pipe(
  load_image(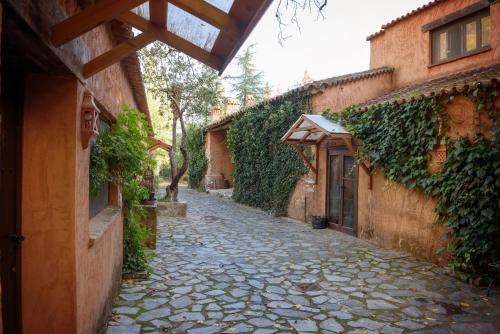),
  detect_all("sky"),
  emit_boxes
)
[221,0,431,95]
